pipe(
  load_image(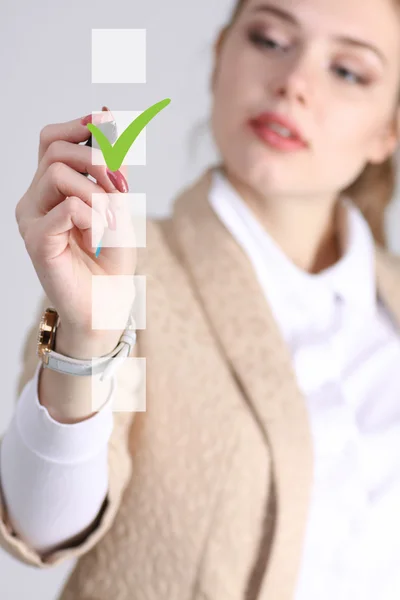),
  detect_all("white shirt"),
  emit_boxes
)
[209,166,400,600]
[2,166,400,599]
